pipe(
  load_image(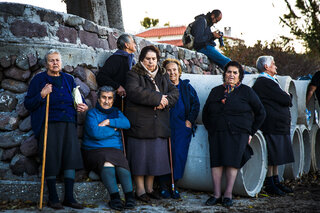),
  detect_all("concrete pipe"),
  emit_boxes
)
[314,100,320,127]
[283,126,304,179]
[293,80,314,129]
[180,74,260,124]
[299,125,311,174]
[310,125,320,171]
[277,76,298,128]
[178,125,268,197]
